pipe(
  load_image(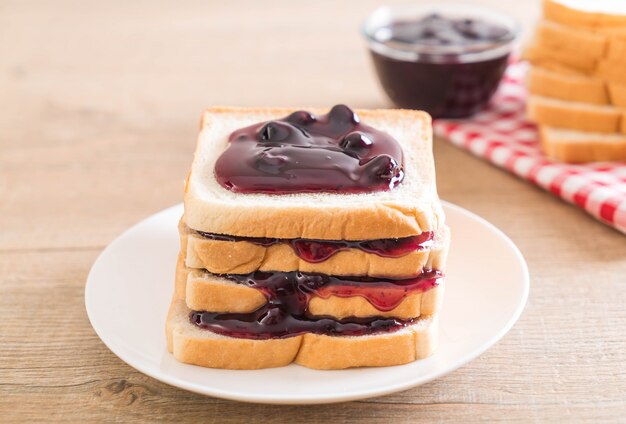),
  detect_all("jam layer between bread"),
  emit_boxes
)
[189,269,441,339]
[191,308,416,339]
[193,229,434,263]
